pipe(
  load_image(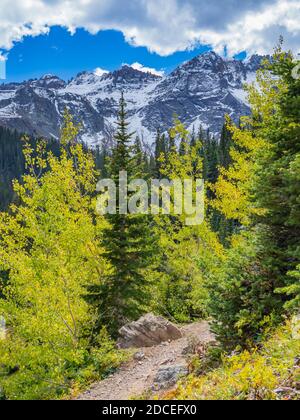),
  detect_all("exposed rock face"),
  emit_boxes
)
[0,53,269,147]
[117,314,182,349]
